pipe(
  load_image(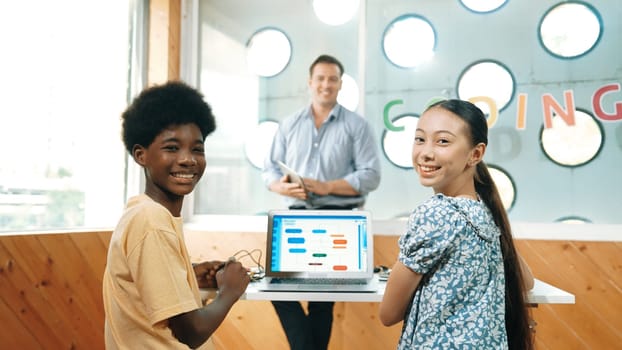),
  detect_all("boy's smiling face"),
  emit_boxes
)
[133,123,206,215]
